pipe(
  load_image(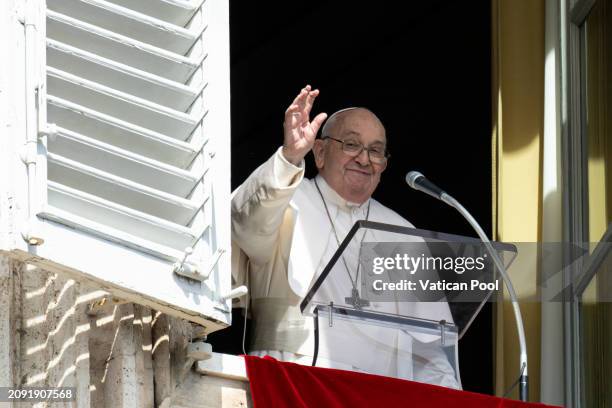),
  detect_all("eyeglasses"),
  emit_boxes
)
[322,136,390,164]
